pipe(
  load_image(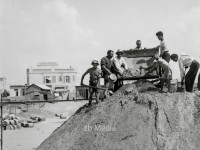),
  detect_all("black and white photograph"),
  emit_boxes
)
[1,0,200,150]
